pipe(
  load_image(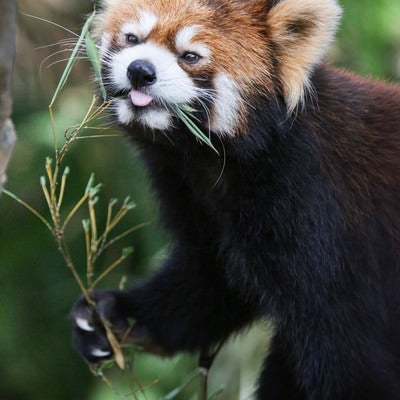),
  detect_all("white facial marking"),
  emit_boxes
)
[106,20,216,131]
[139,109,172,130]
[138,10,158,37]
[175,25,211,59]
[115,99,134,125]
[211,73,241,136]
[175,26,197,49]
[75,317,94,332]
[111,42,197,102]
[91,348,112,358]
[109,40,199,129]
[121,10,158,40]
